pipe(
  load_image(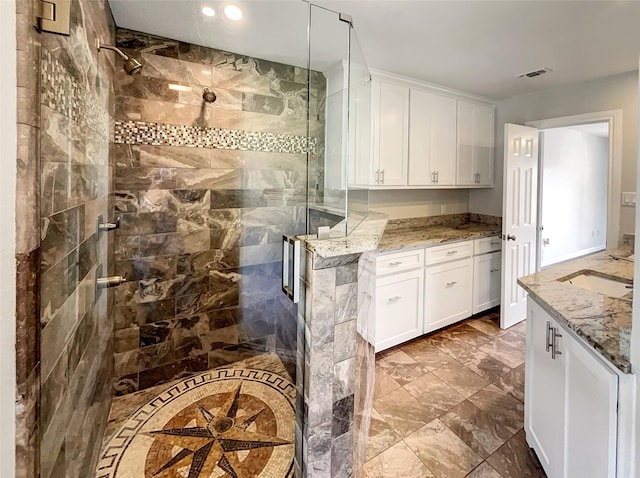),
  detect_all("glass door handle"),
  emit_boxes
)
[282,235,301,303]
